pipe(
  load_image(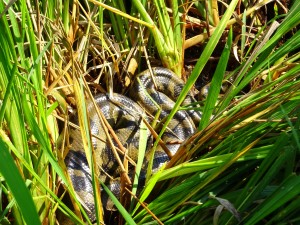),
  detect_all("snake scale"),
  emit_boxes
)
[65,67,201,221]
